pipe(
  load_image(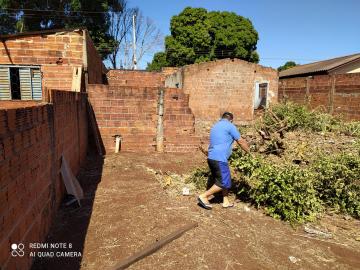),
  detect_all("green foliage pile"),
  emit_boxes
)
[263,102,360,135]
[187,103,360,223]
[147,7,259,70]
